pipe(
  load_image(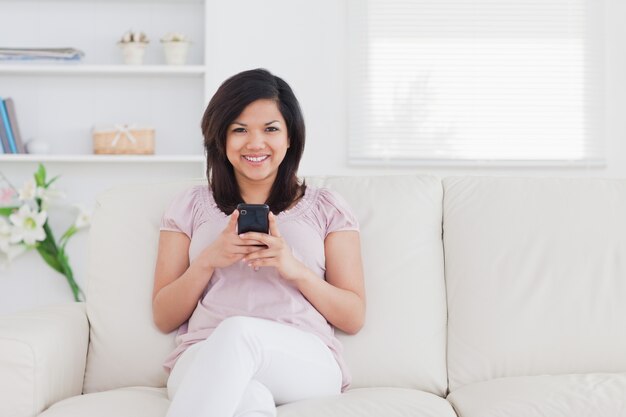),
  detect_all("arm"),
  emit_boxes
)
[153,210,263,333]
[241,213,366,335]
[152,230,214,334]
[294,230,366,334]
